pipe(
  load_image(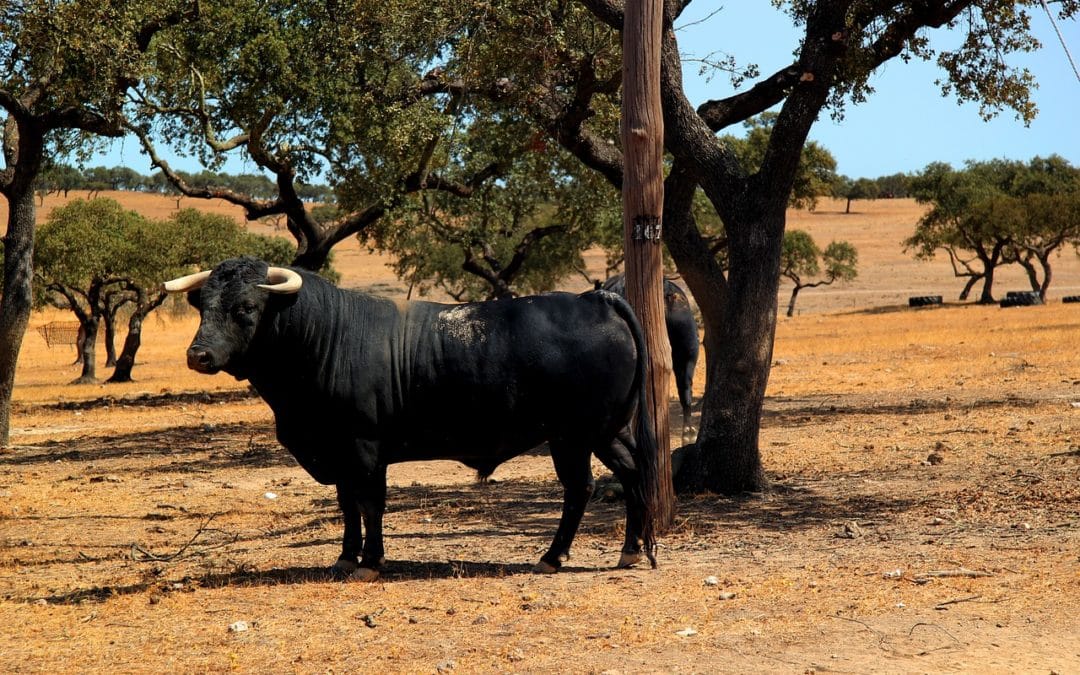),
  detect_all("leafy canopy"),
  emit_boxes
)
[721,114,838,210]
